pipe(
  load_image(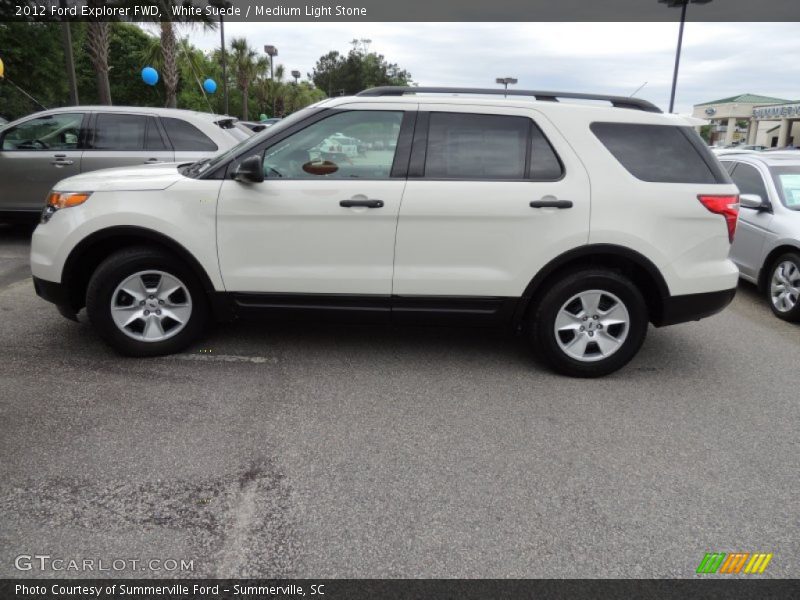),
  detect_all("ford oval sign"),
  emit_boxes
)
[705,107,717,116]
